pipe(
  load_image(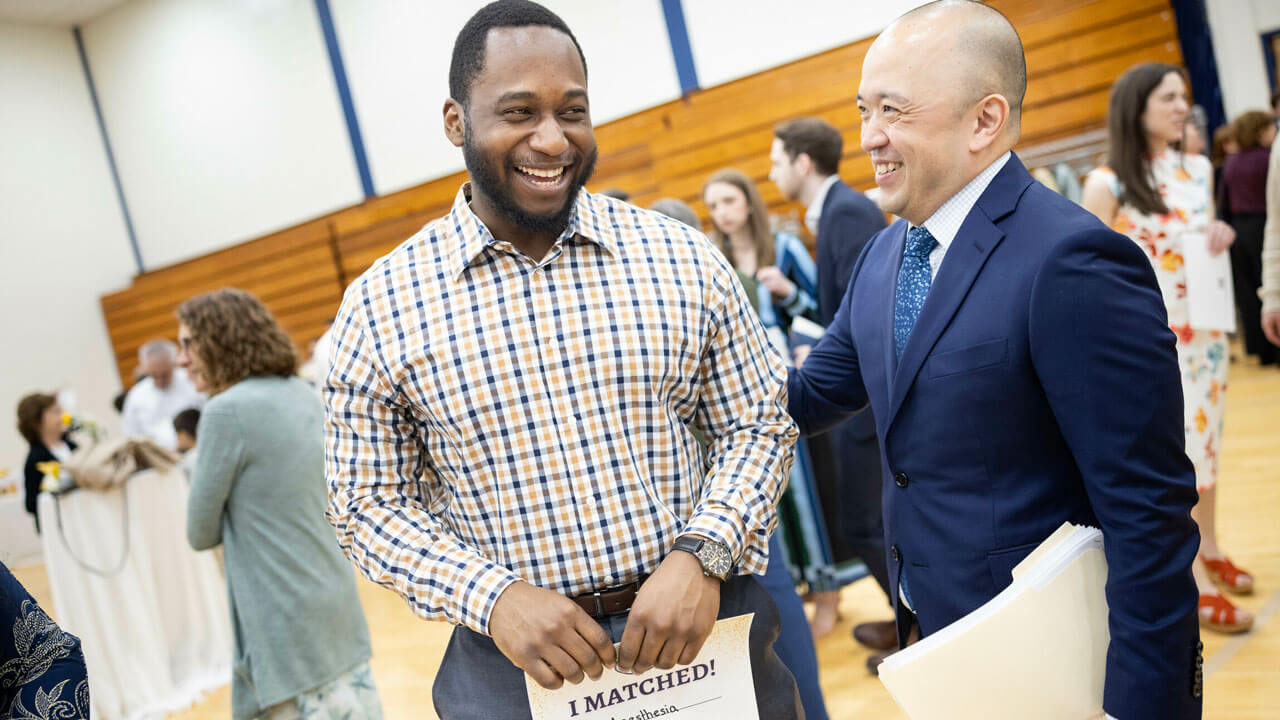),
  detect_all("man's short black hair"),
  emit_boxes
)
[449,0,587,108]
[173,408,200,438]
